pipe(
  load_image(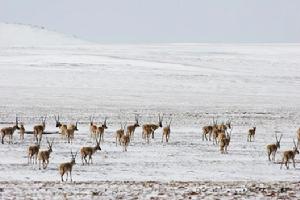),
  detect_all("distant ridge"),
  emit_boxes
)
[0,23,88,46]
